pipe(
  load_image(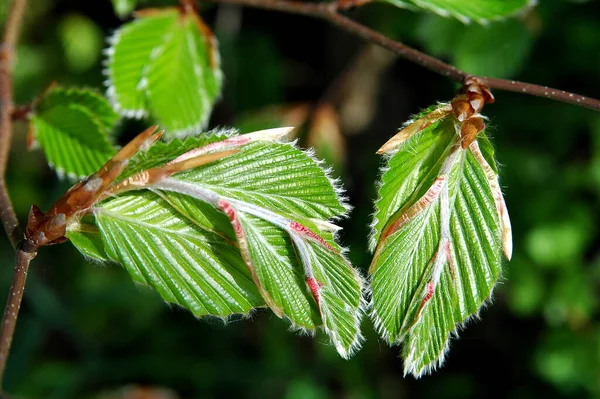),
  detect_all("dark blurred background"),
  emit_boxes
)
[1,0,599,398]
